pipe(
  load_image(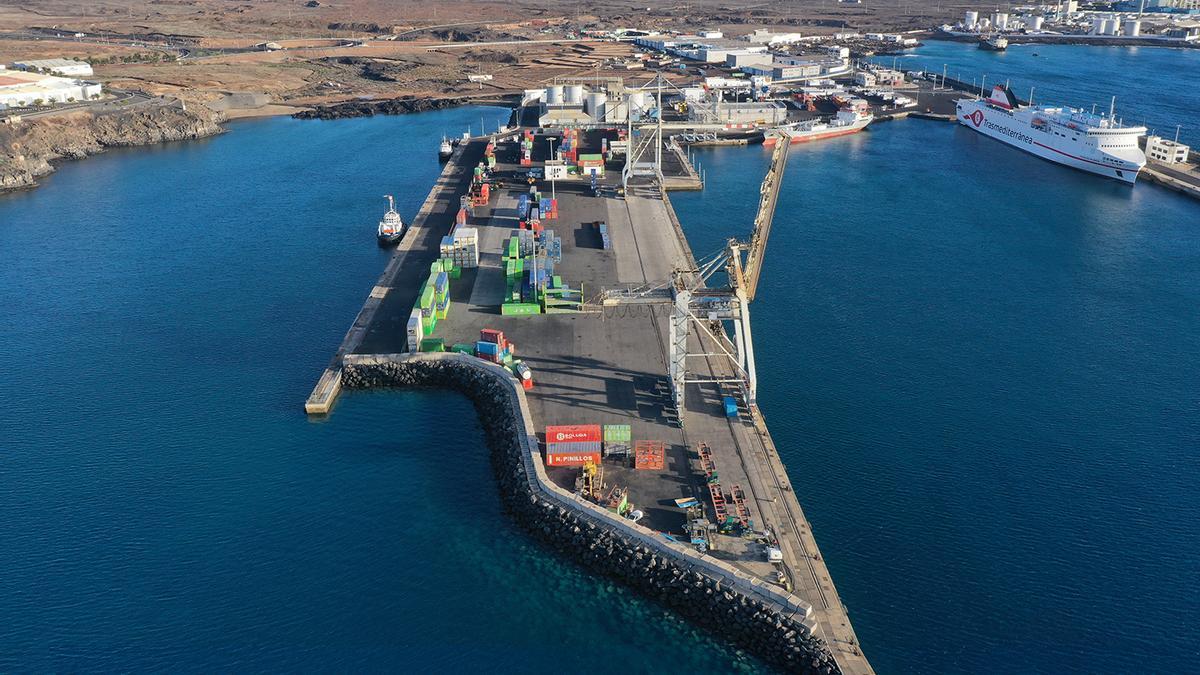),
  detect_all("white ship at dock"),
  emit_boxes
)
[763,106,874,147]
[956,85,1146,184]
